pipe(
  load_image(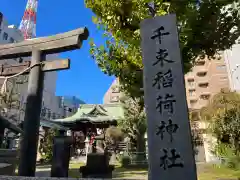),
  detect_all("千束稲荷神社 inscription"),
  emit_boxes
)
[140,14,197,180]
